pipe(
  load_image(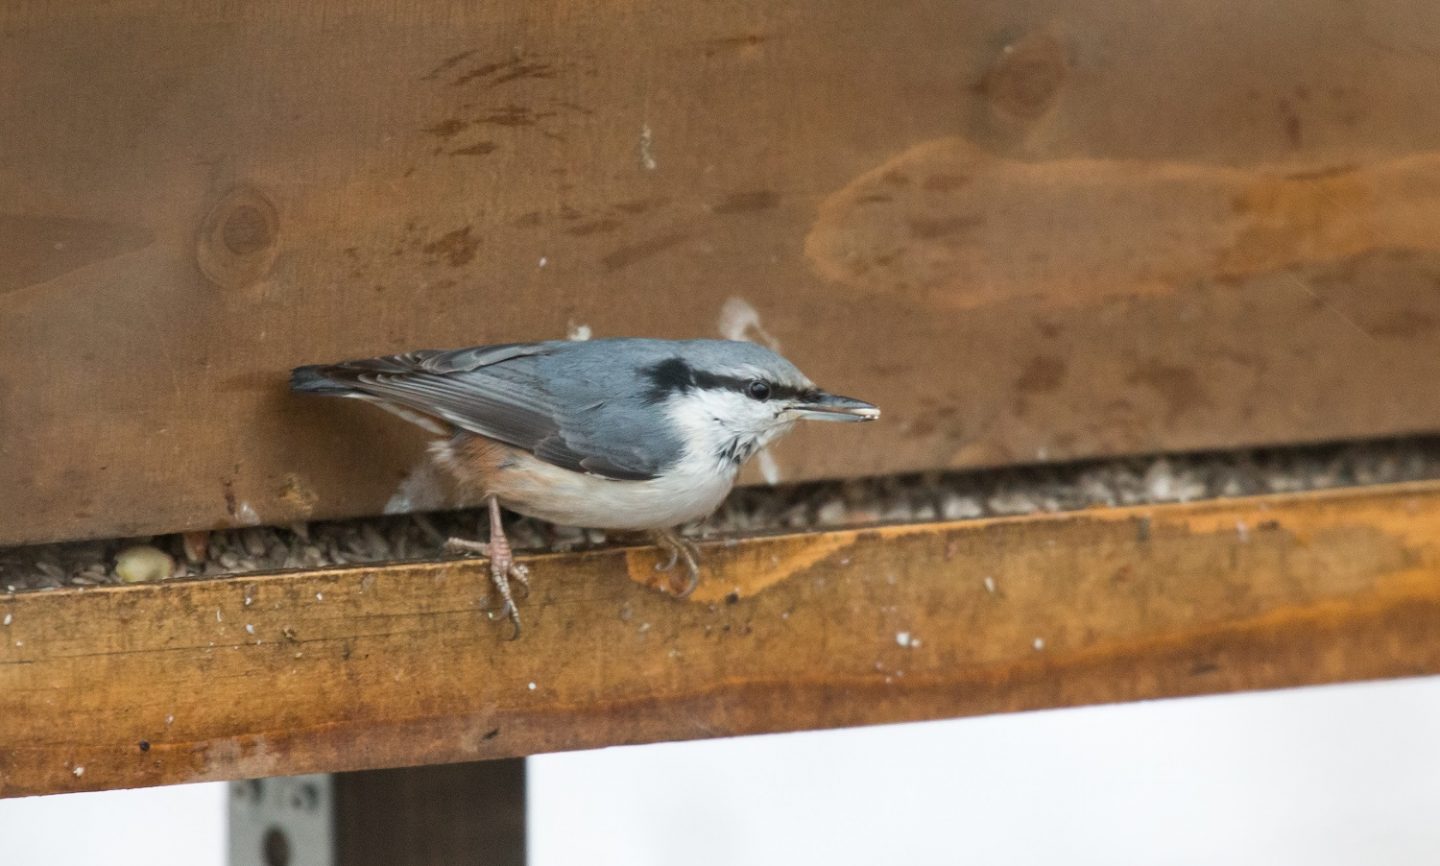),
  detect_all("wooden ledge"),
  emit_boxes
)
[6,481,1440,798]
